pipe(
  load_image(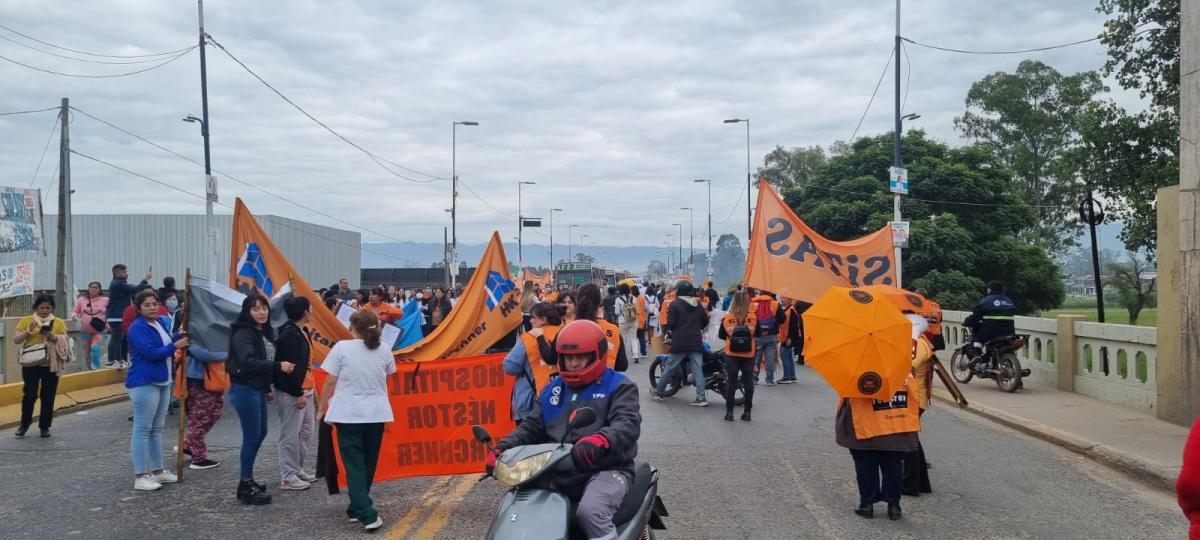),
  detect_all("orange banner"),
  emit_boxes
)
[315,353,517,482]
[743,179,897,303]
[518,268,552,290]
[230,198,351,360]
[395,232,522,361]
